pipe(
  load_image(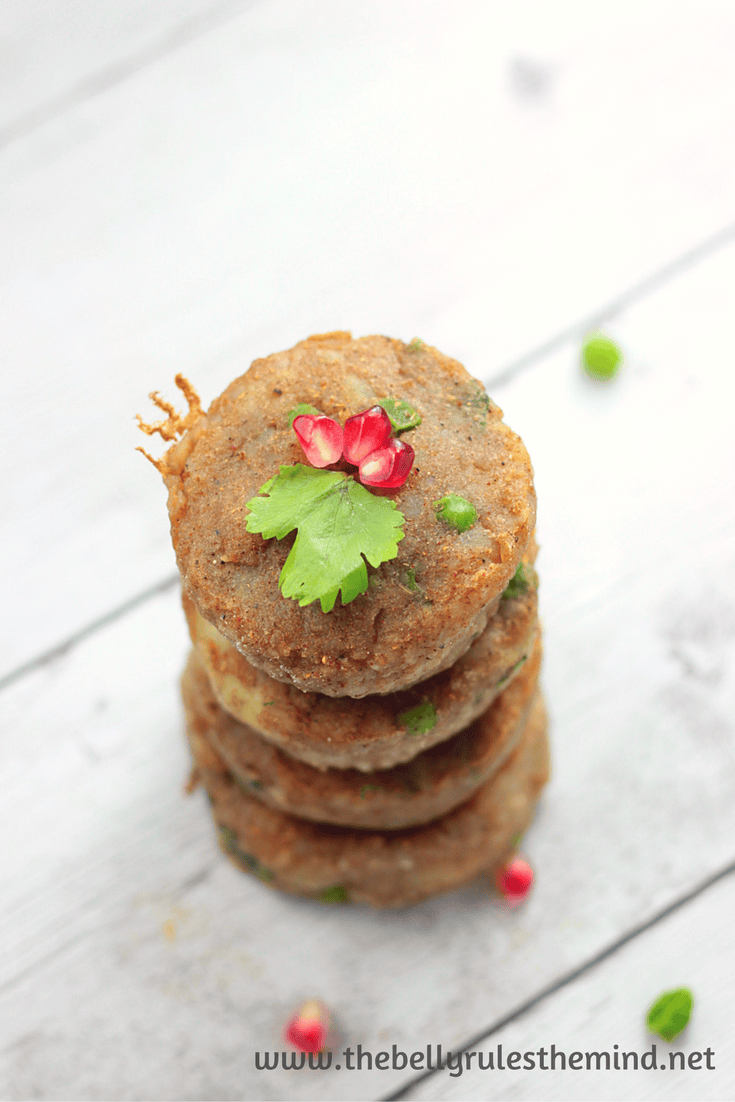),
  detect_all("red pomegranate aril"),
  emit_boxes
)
[292,415,344,468]
[359,438,414,488]
[284,999,330,1053]
[343,405,393,464]
[496,856,534,902]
